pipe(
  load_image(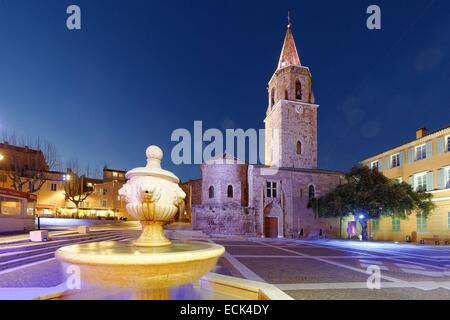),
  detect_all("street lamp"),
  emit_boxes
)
[0,154,4,161]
